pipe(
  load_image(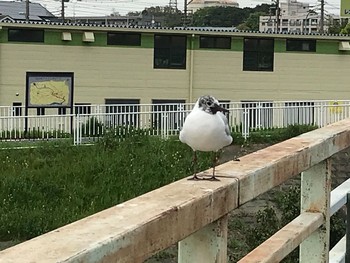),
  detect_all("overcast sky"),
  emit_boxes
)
[27,0,340,17]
